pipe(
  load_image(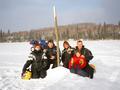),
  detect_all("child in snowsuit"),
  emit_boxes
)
[22,43,48,79]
